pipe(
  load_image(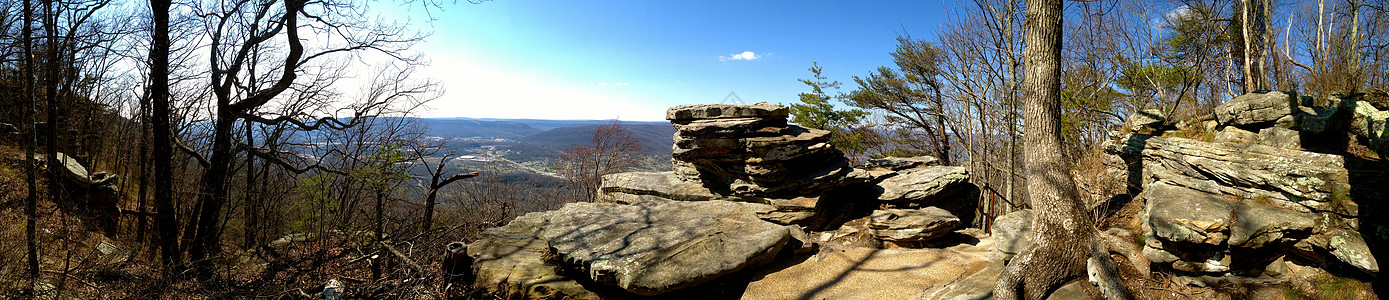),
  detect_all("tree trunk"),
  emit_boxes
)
[149,0,181,268]
[23,0,41,288]
[243,122,257,249]
[993,0,1130,298]
[190,113,236,274]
